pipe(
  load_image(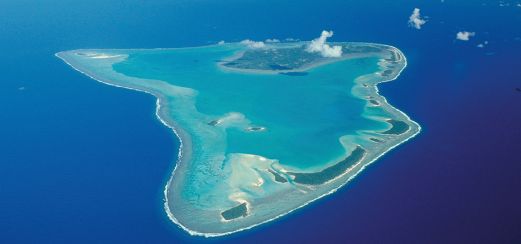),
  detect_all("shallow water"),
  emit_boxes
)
[112,46,384,168]
[57,42,419,235]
